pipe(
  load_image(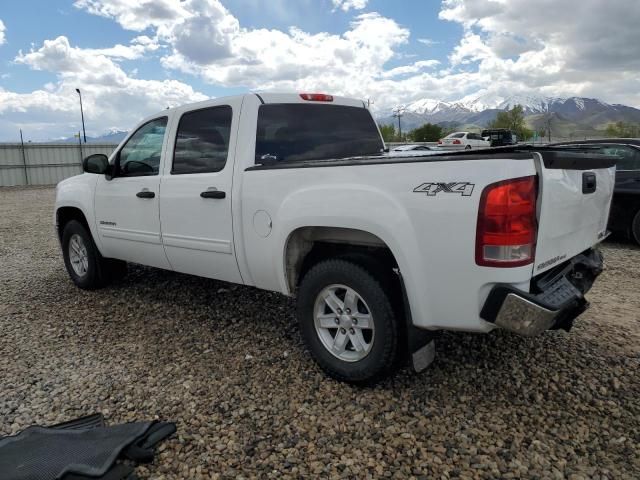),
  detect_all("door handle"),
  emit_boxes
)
[582,172,596,194]
[200,190,226,199]
[136,190,155,198]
